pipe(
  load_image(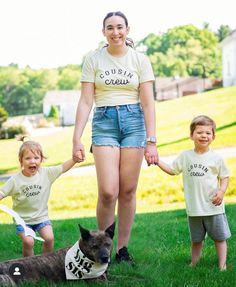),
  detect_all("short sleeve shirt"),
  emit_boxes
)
[0,166,63,224]
[170,150,229,216]
[81,47,155,107]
